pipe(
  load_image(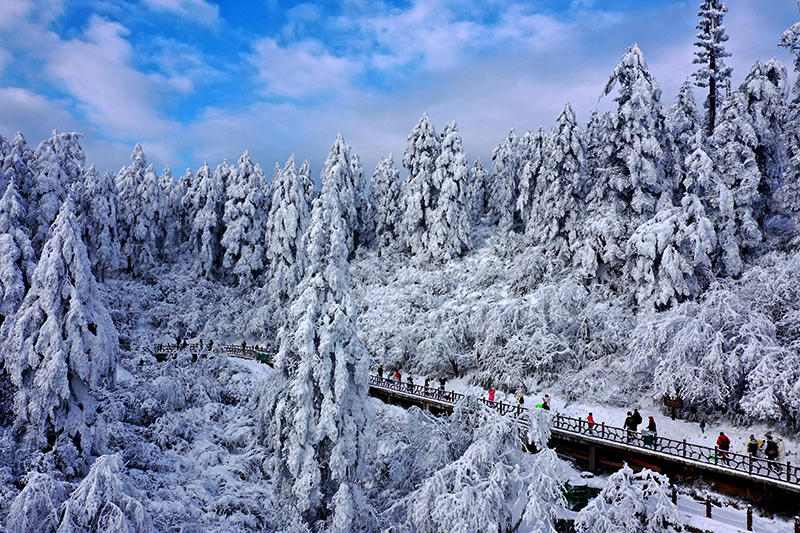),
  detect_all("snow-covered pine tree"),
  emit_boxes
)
[0,178,35,329]
[314,133,366,261]
[665,81,703,196]
[221,151,268,287]
[367,154,403,254]
[517,127,545,232]
[575,465,681,533]
[709,91,764,276]
[158,166,183,256]
[29,131,83,254]
[264,155,313,323]
[425,120,471,262]
[738,59,790,215]
[256,154,373,533]
[0,135,9,194]
[175,168,194,246]
[401,113,441,258]
[528,104,586,262]
[579,44,669,281]
[467,158,489,225]
[489,129,521,234]
[73,165,120,282]
[3,132,37,203]
[186,161,226,279]
[693,0,733,136]
[1,199,117,472]
[349,150,371,250]
[778,7,800,220]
